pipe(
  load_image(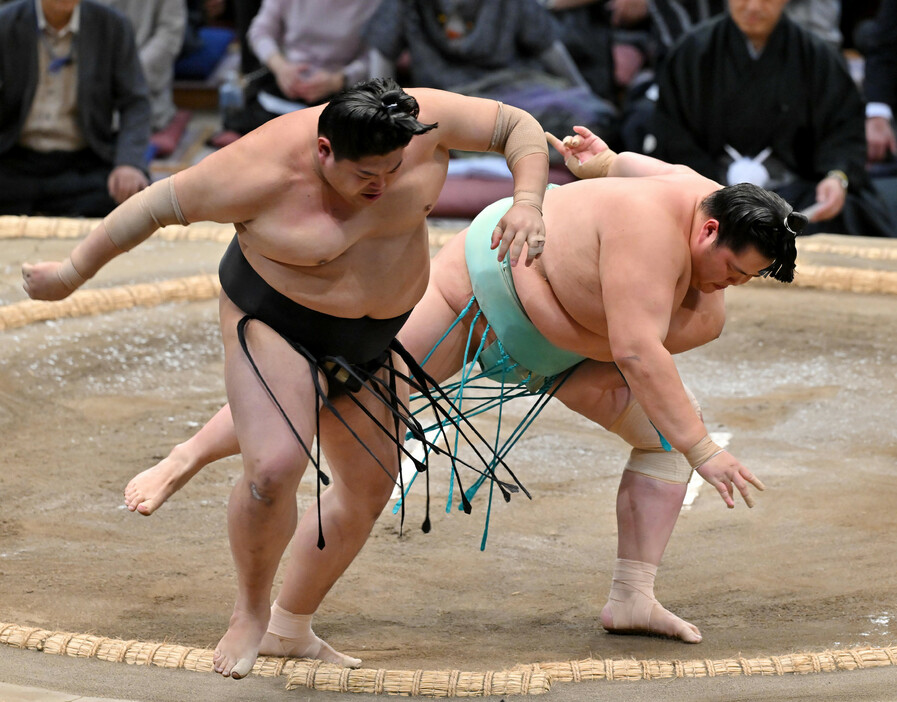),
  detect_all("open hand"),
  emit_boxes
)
[491,203,546,267]
[695,450,766,508]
